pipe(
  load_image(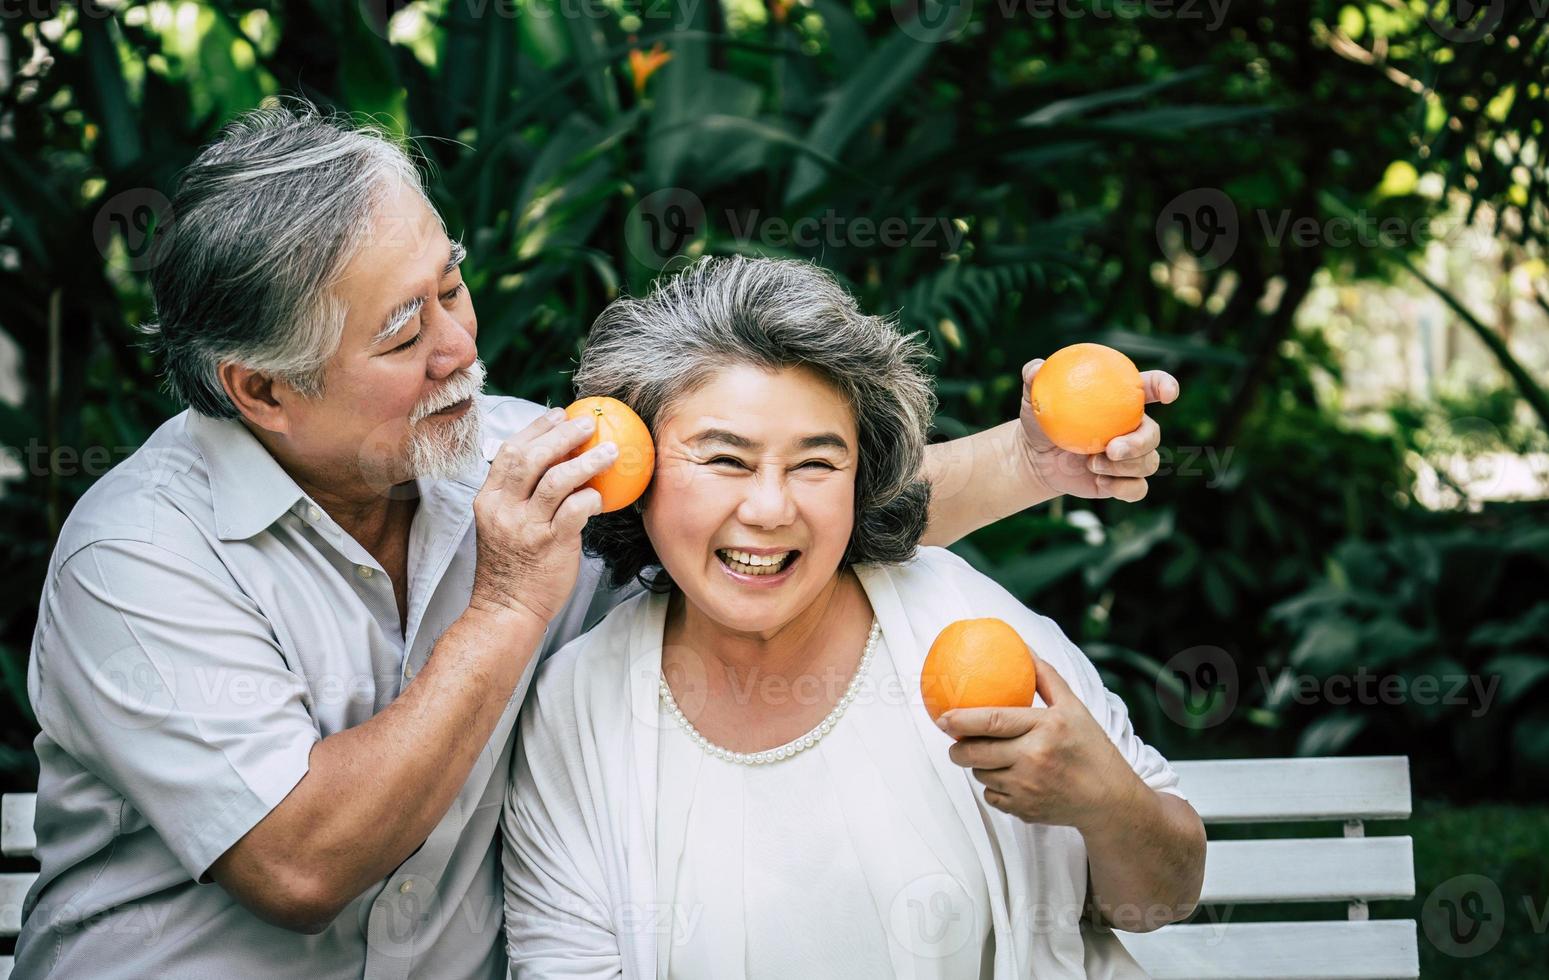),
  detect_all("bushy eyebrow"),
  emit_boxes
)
[689,429,850,453]
[369,238,468,349]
